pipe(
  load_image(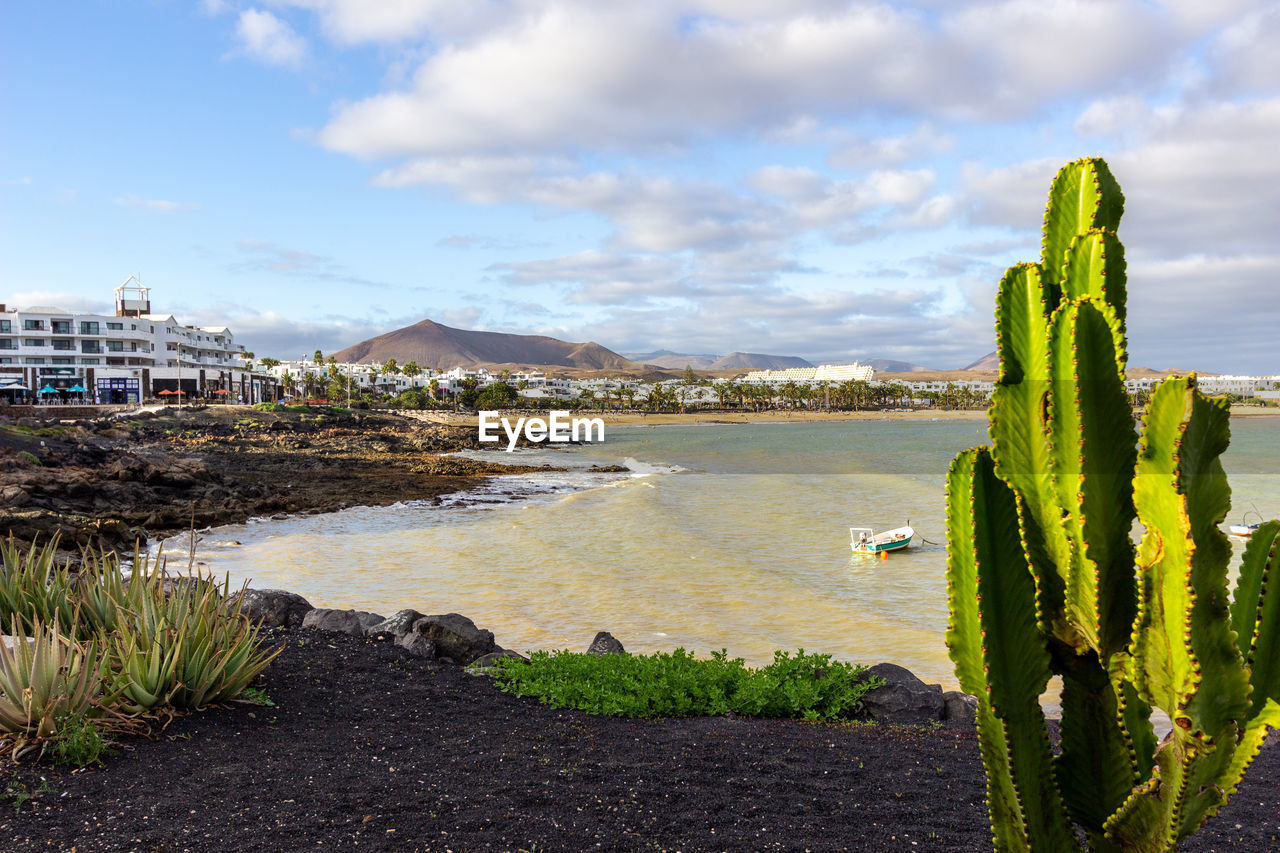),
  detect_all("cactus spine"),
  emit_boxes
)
[945,157,1280,851]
